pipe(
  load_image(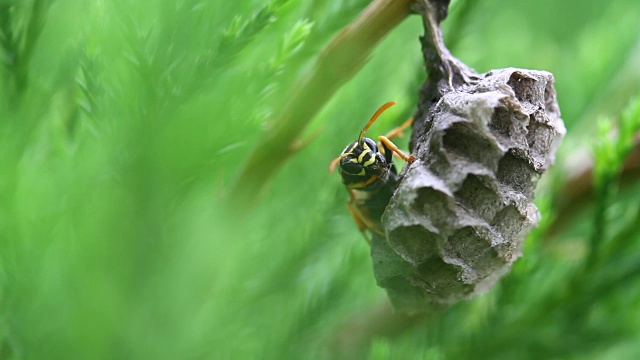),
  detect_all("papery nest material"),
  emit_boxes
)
[372,0,566,312]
